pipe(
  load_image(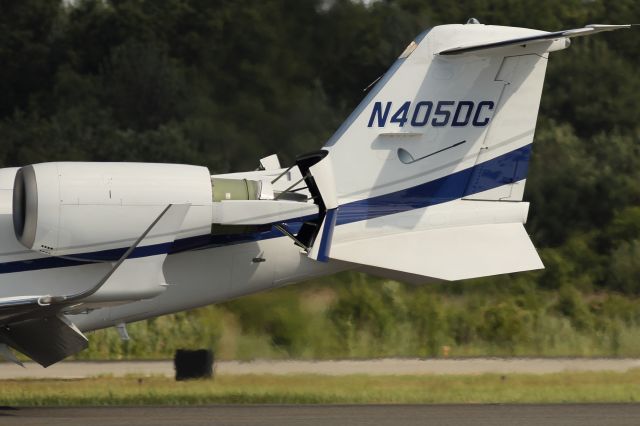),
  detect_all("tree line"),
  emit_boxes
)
[0,0,639,357]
